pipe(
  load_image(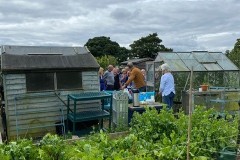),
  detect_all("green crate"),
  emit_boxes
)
[218,147,237,160]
